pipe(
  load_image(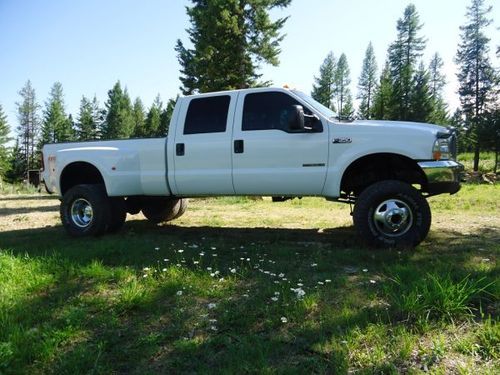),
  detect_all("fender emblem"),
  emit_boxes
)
[333,137,352,144]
